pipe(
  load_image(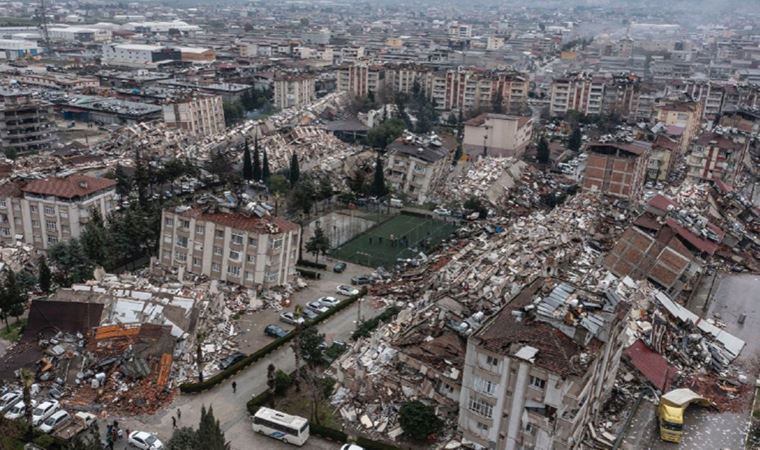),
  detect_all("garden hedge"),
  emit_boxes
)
[179,288,367,393]
[297,260,328,270]
[297,269,321,279]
